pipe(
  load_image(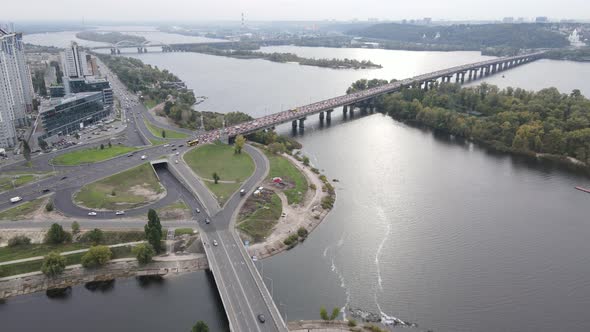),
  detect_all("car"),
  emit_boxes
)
[41,189,51,193]
[171,148,177,151]
[196,208,200,213]
[127,154,133,157]
[141,155,146,160]
[205,218,210,224]
[257,314,266,323]
[60,176,68,180]
[163,144,170,147]
[88,211,97,216]
[115,211,125,215]
[175,159,179,164]
[175,152,179,155]
[240,189,246,196]
[212,240,218,246]
[258,186,264,191]
[178,144,184,147]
